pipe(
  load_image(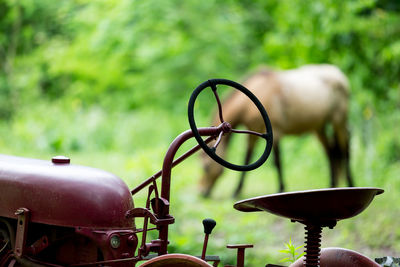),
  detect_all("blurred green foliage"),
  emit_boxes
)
[0,0,399,266]
[1,0,399,116]
[0,0,398,154]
